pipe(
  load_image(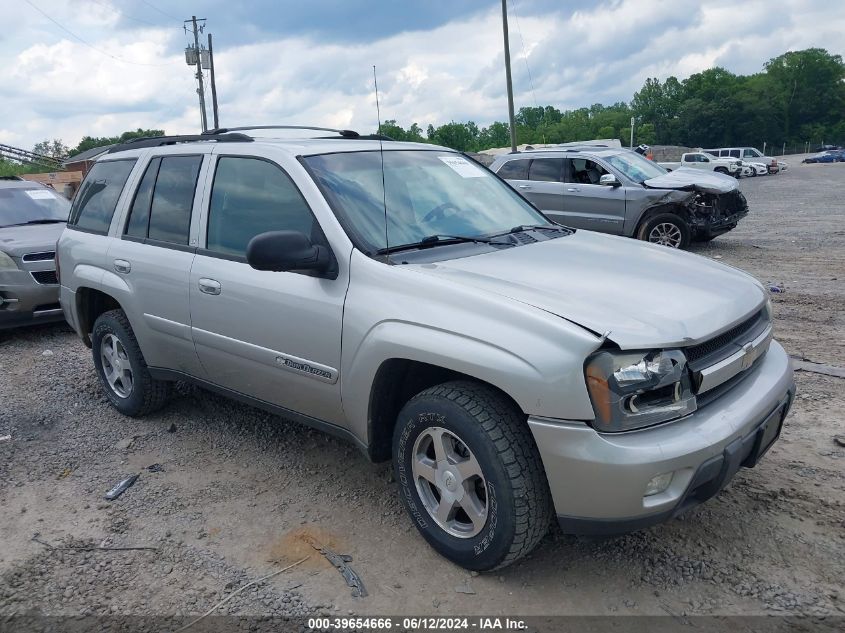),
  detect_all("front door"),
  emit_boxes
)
[188,154,347,425]
[560,157,626,234]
